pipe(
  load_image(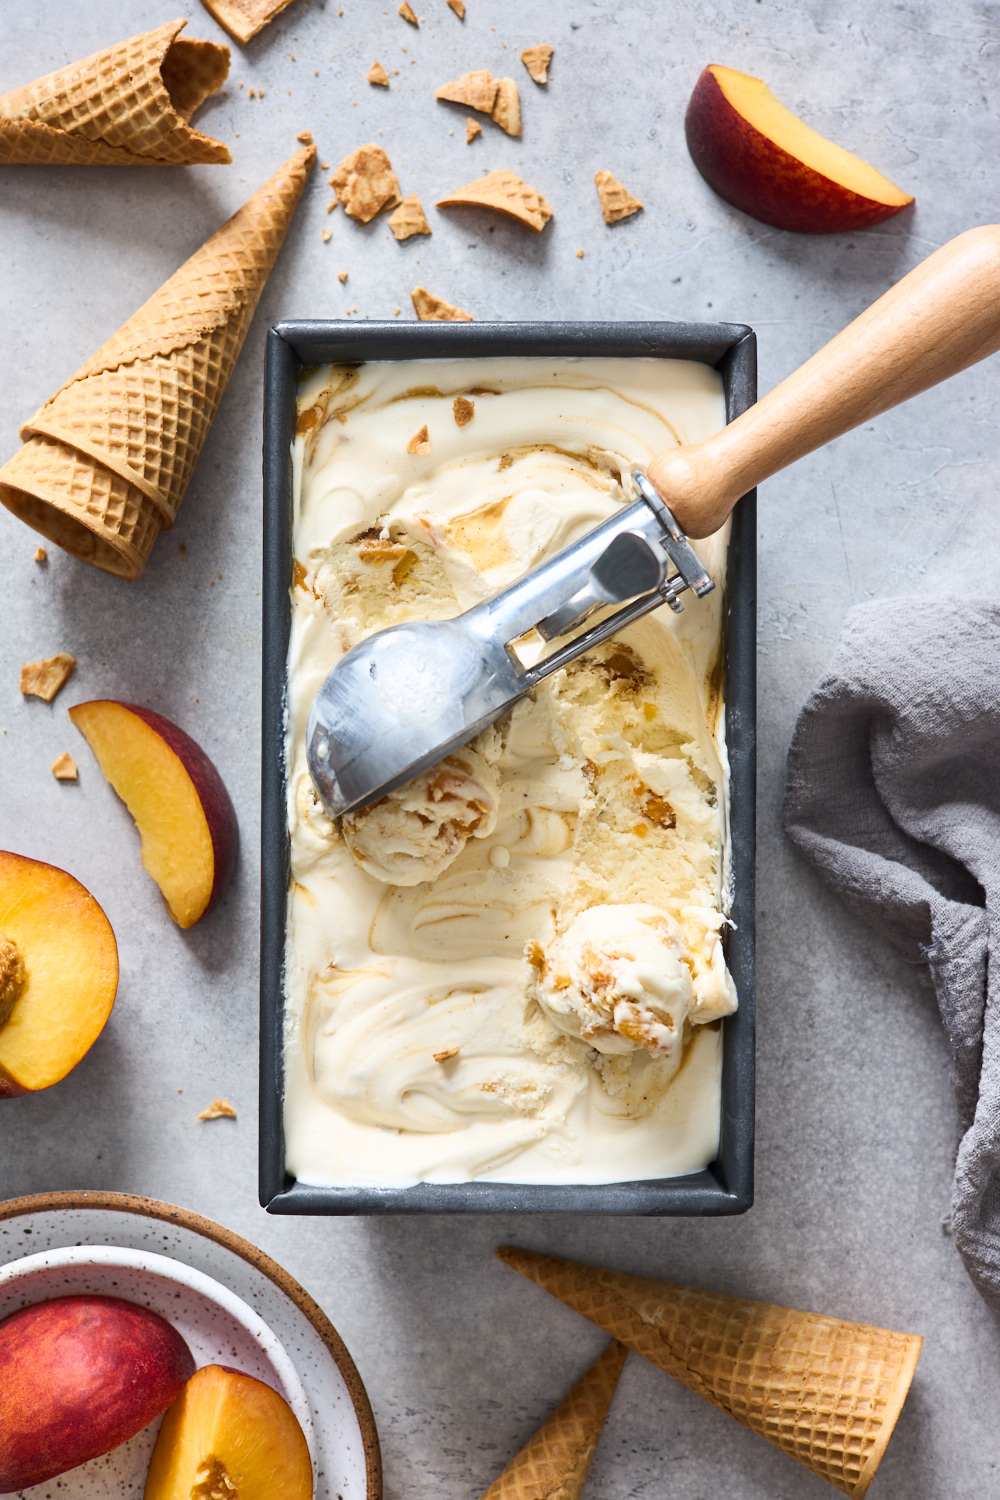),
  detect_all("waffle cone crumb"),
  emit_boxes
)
[389,194,432,240]
[435,69,498,114]
[200,0,297,45]
[521,45,554,84]
[198,1097,237,1119]
[490,78,521,136]
[51,752,78,781]
[20,654,76,702]
[438,169,552,233]
[411,286,474,321]
[595,170,643,224]
[331,143,401,222]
